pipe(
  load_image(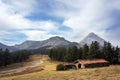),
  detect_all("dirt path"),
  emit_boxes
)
[0,60,43,74]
